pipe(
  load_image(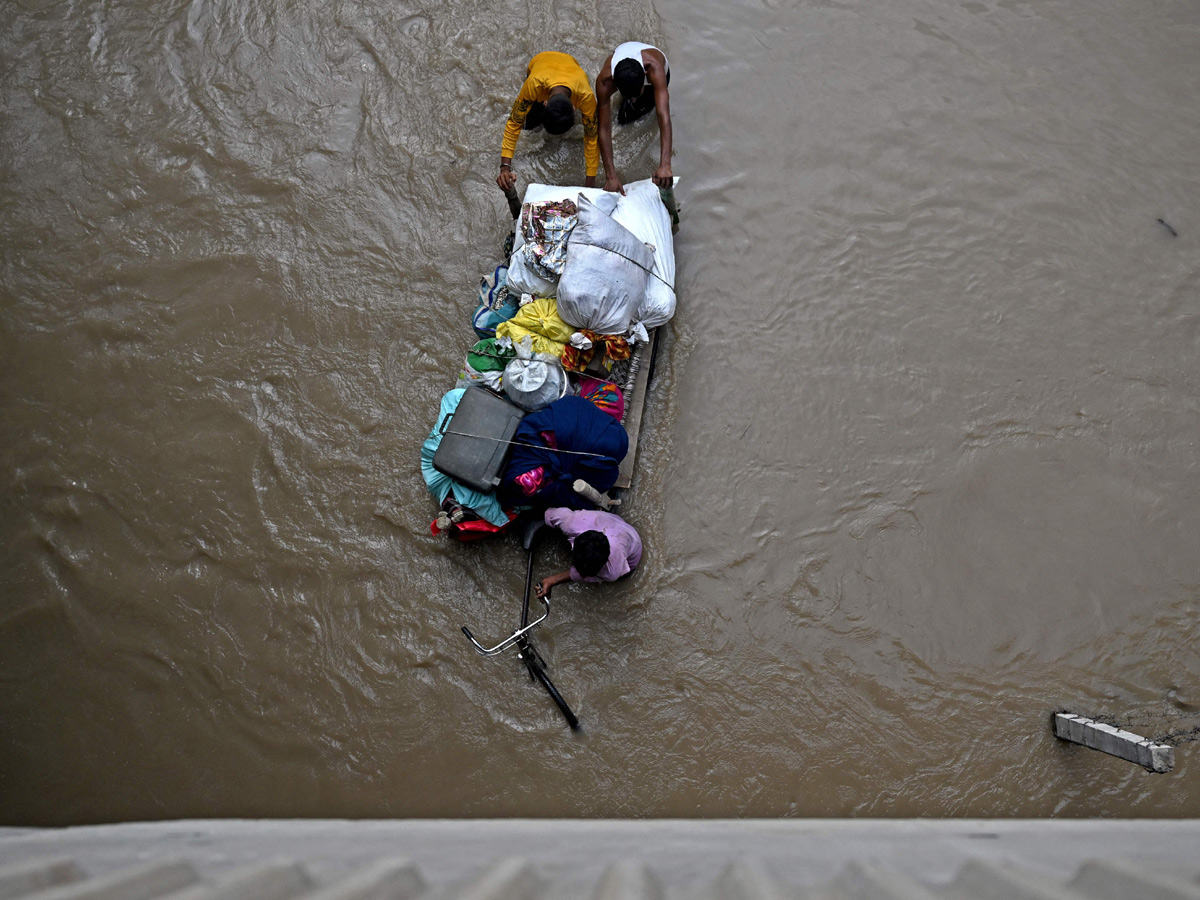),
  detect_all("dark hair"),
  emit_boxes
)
[613,58,645,99]
[543,94,575,134]
[572,530,610,579]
